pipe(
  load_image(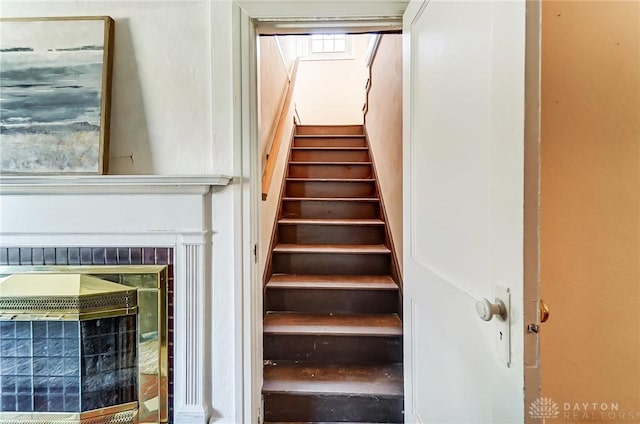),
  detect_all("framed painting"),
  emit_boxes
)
[0,17,114,174]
